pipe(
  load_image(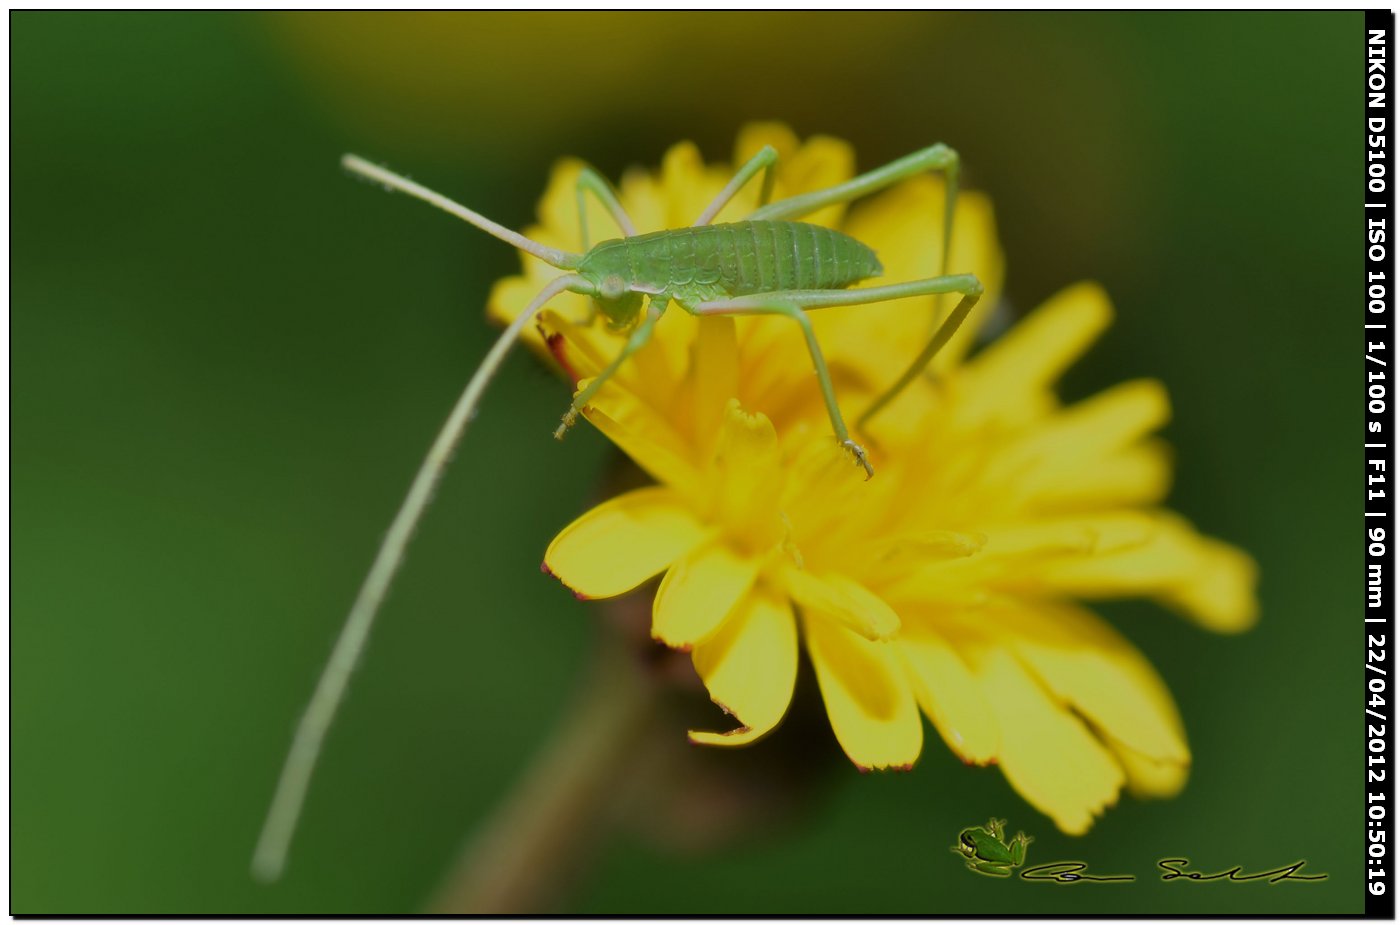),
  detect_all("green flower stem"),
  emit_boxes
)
[428,633,654,913]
